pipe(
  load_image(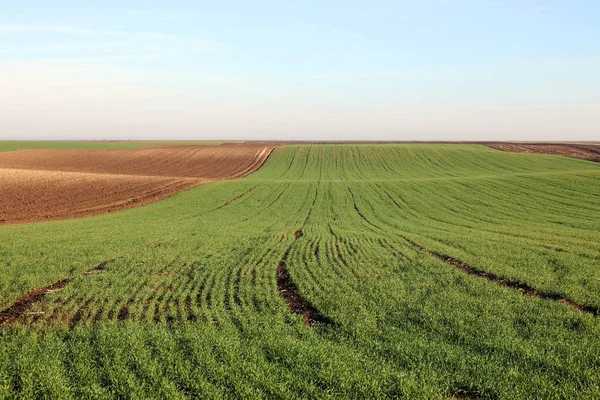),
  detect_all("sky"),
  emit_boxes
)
[1,1,599,141]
